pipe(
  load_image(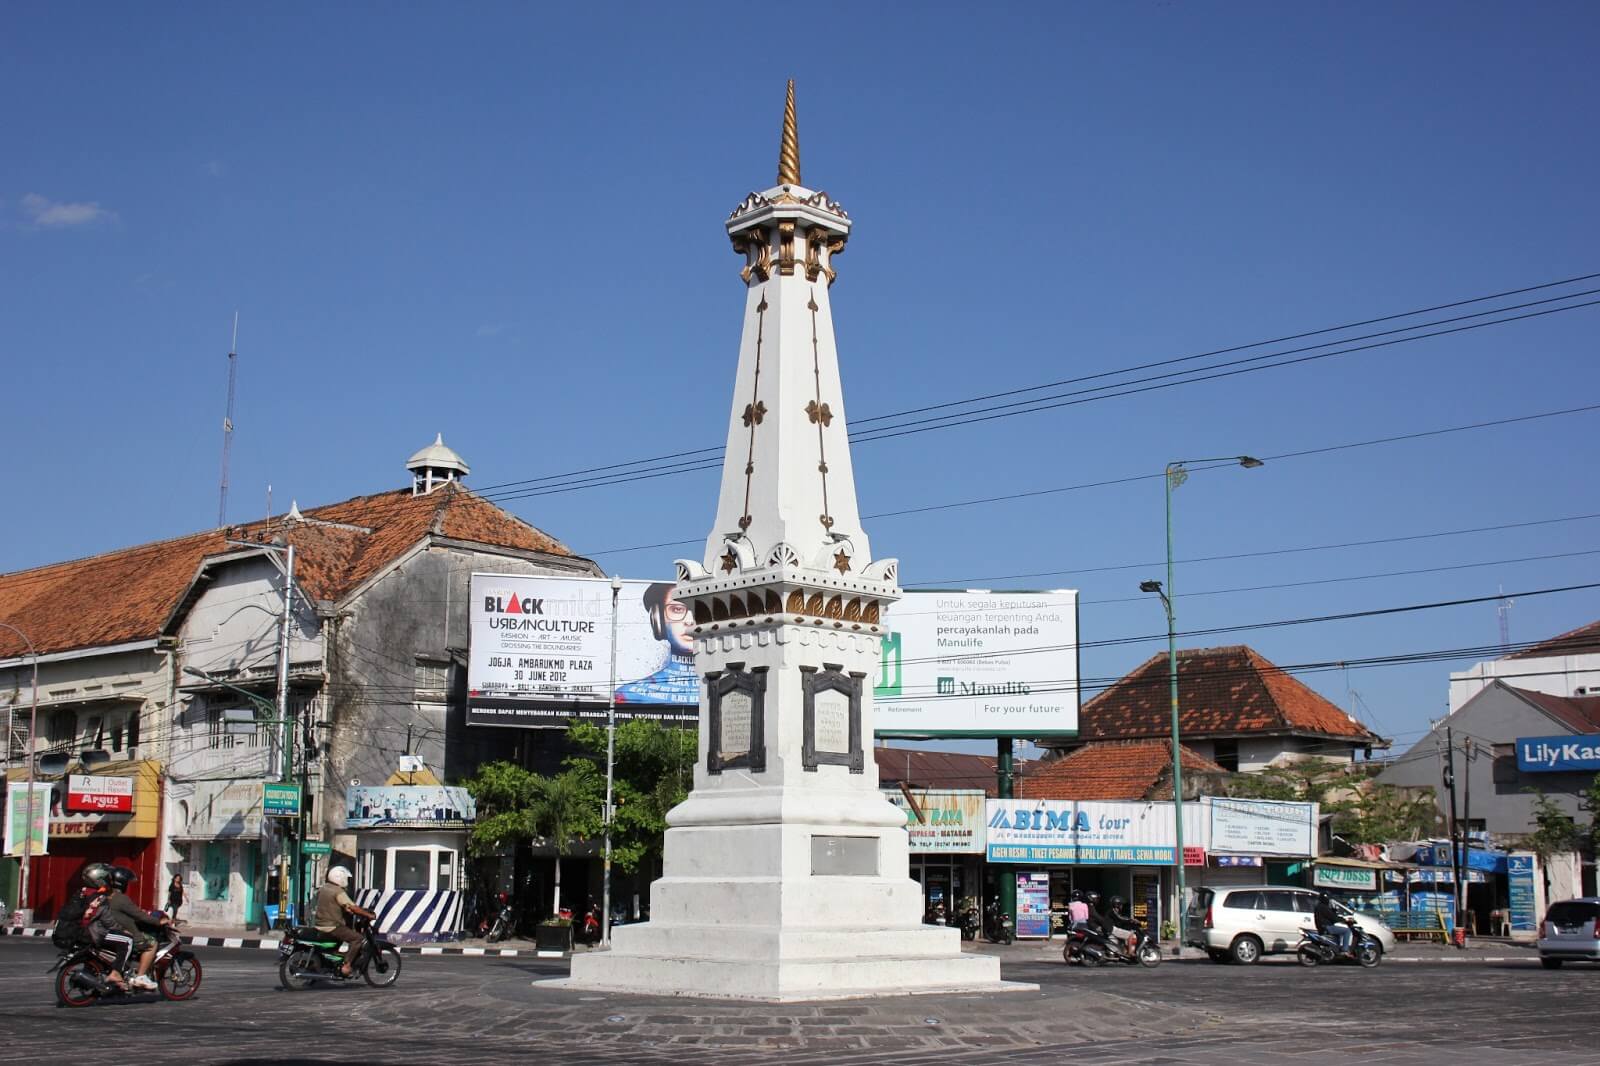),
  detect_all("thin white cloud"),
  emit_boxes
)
[476,322,509,338]
[21,193,113,228]
[206,159,226,178]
